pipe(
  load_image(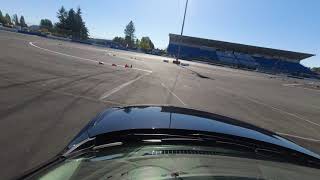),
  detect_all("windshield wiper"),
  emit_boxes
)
[64,130,320,168]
